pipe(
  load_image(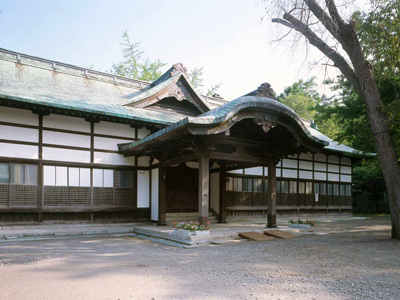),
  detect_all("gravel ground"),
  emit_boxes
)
[0,217,399,300]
